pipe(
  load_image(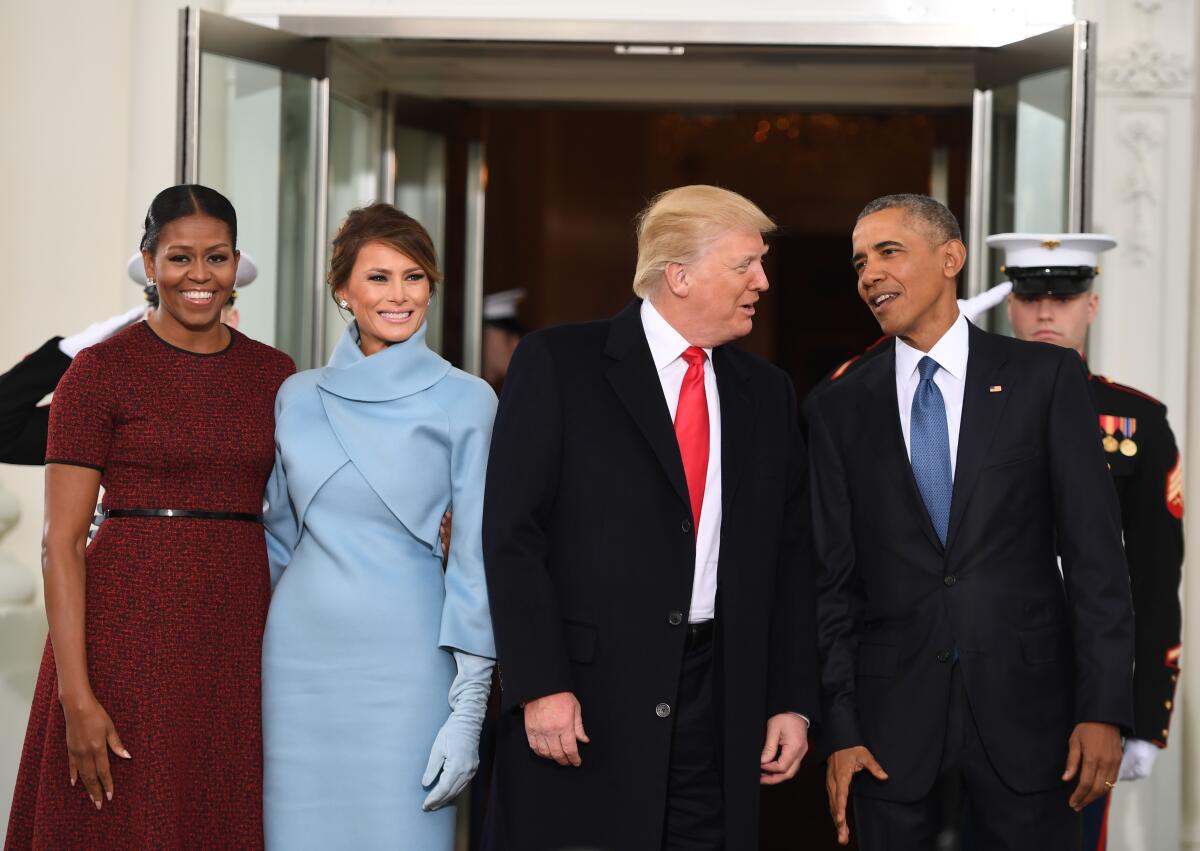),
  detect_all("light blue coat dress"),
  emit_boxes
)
[261,321,497,850]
